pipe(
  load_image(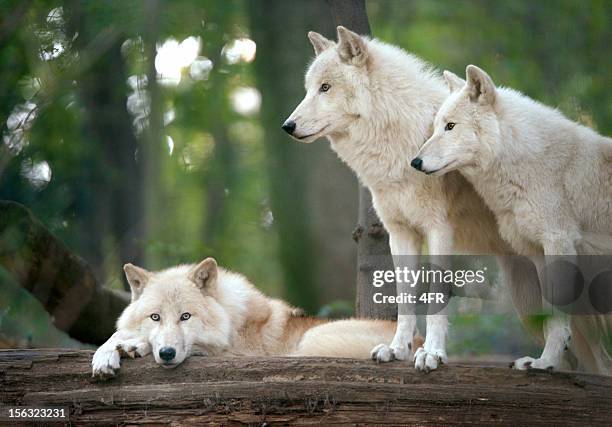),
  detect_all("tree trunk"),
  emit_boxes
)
[0,201,128,345]
[64,0,145,288]
[140,0,164,267]
[327,0,396,319]
[248,0,338,313]
[2,349,611,425]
